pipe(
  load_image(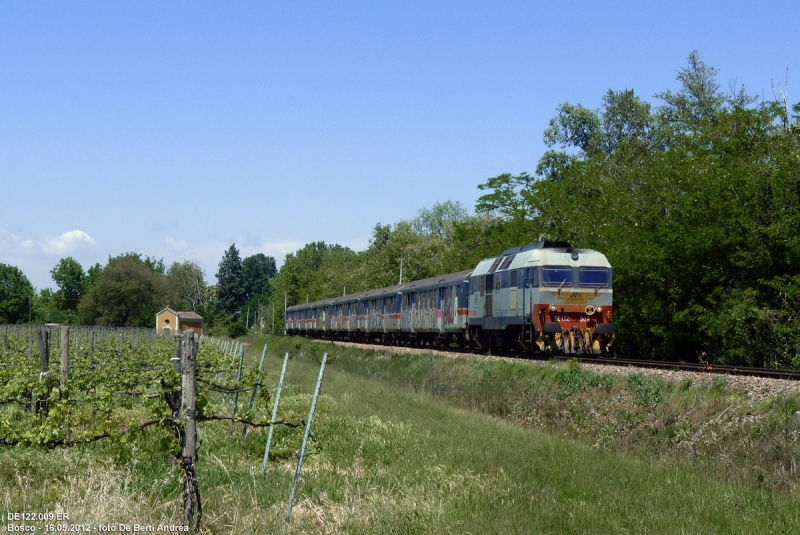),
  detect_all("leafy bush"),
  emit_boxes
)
[226,321,247,338]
